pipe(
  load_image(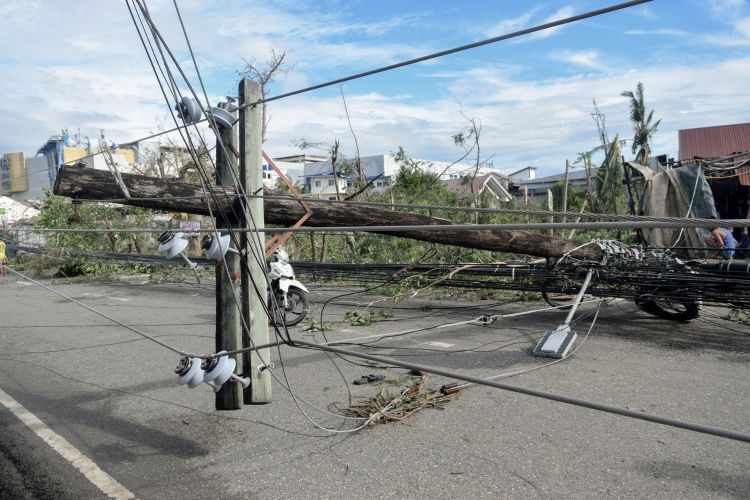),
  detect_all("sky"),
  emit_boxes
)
[0,0,749,177]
